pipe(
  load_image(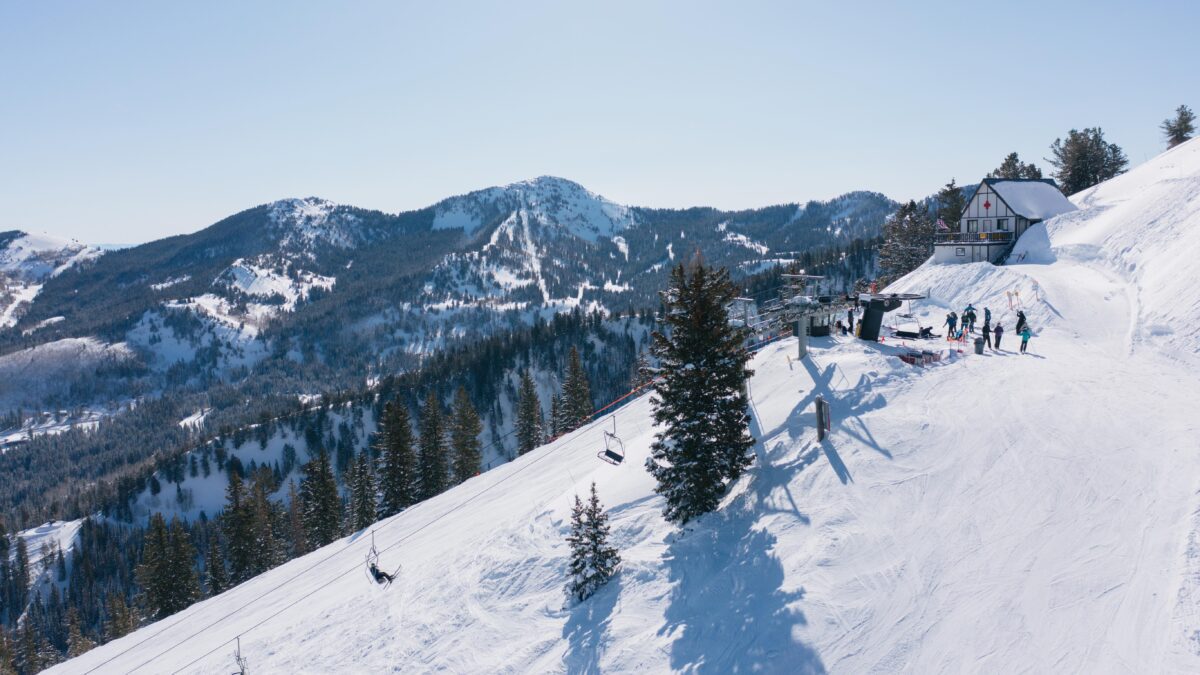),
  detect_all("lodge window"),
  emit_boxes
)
[997,218,1009,231]
[967,219,978,233]
[955,247,966,256]
[984,219,993,230]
